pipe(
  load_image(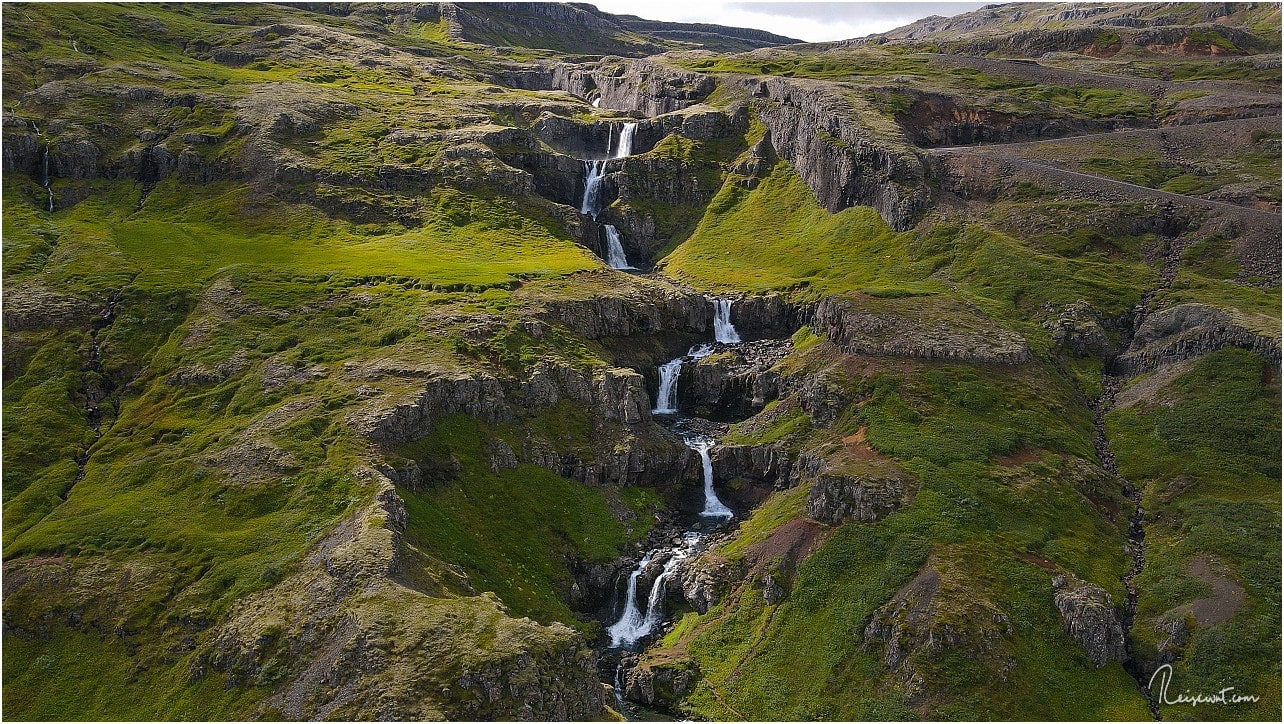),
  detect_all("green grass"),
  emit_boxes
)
[398,414,661,628]
[1108,349,1281,720]
[661,161,946,297]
